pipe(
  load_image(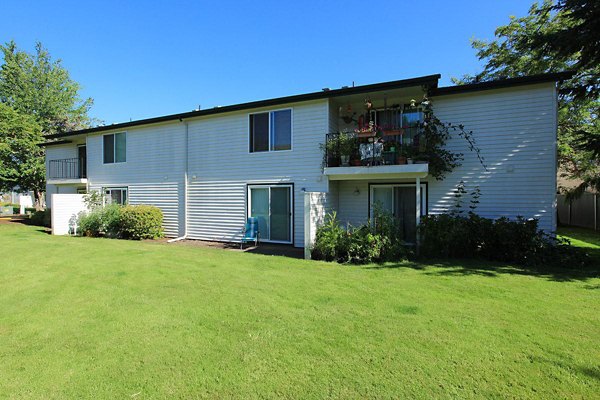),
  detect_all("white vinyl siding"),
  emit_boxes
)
[86,122,186,237]
[428,83,557,233]
[187,101,329,247]
[332,84,557,233]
